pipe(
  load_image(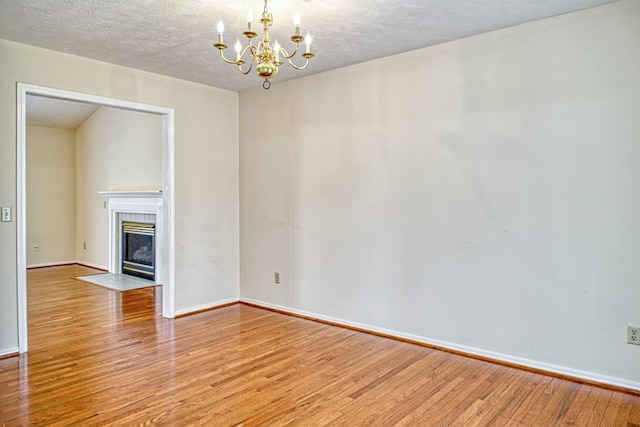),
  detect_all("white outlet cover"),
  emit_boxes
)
[627,325,640,345]
[1,206,11,222]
